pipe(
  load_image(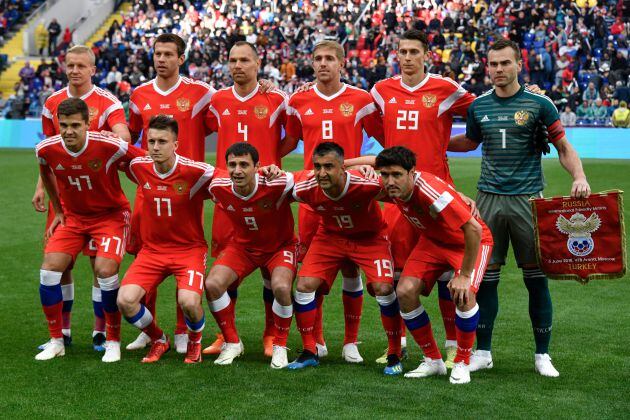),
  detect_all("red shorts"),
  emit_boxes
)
[297,204,320,262]
[401,236,494,296]
[383,203,420,269]
[122,247,208,295]
[299,230,394,294]
[211,205,235,258]
[45,201,97,257]
[45,209,131,264]
[126,188,143,255]
[214,240,298,286]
